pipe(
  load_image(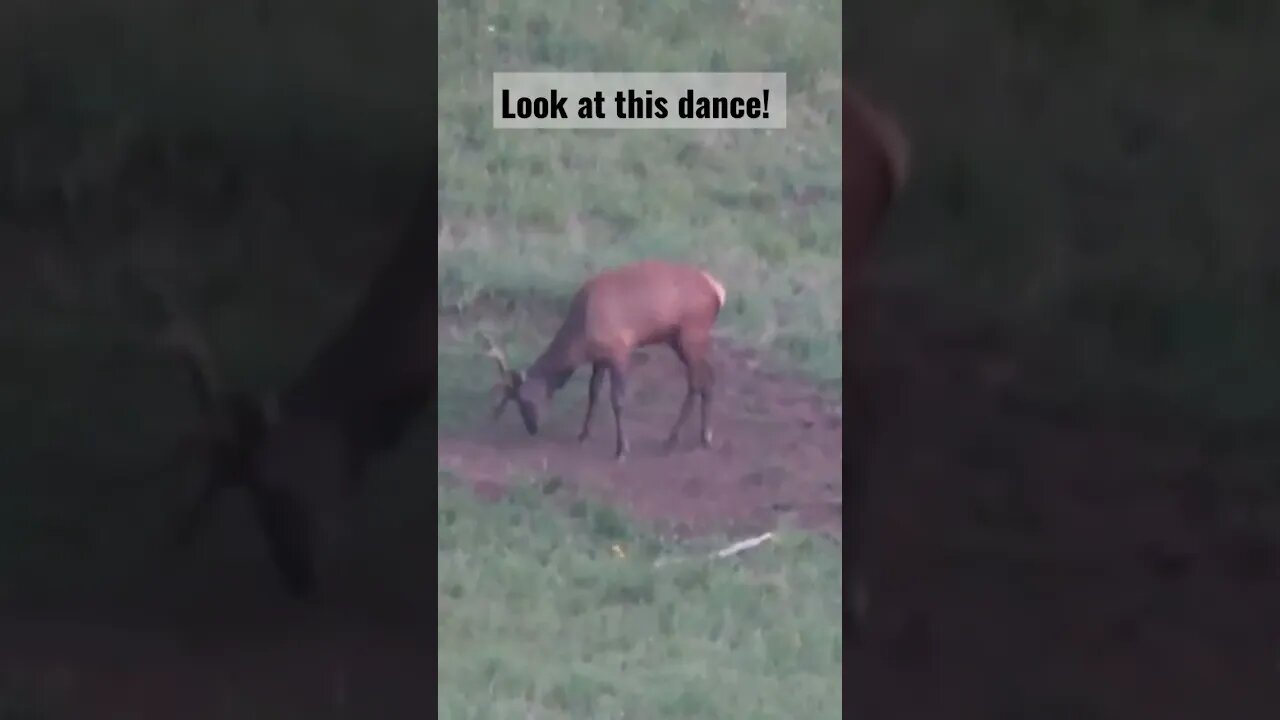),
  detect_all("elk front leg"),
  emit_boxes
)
[579,362,605,443]
[608,362,630,461]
